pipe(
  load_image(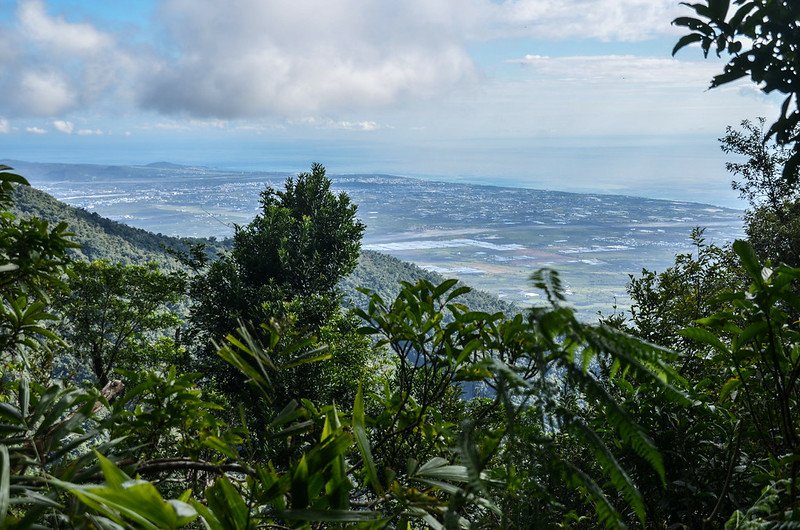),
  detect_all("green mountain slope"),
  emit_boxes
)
[11,185,217,267]
[12,185,516,314]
